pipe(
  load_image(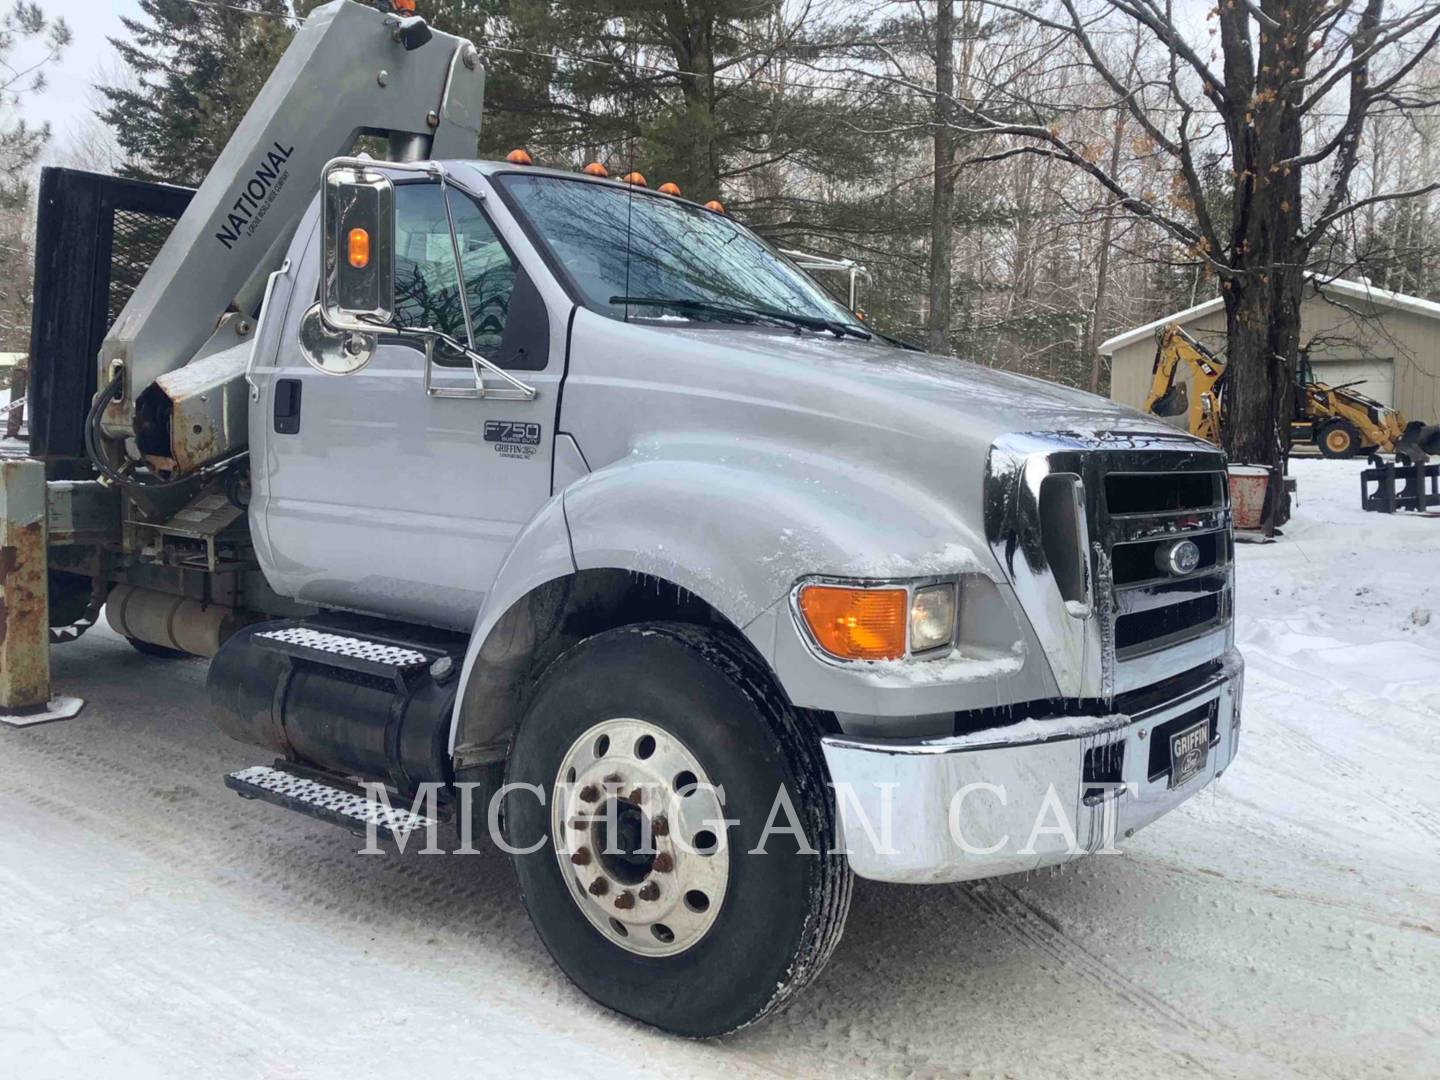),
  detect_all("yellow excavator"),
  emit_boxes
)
[1143,324,1410,458]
